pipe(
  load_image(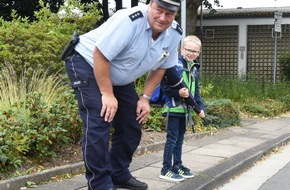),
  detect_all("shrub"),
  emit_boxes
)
[0,64,82,176]
[0,0,102,78]
[203,74,290,117]
[280,51,290,81]
[0,64,66,111]
[205,99,240,128]
[143,107,166,132]
[240,98,285,117]
[0,115,30,173]
[49,90,83,144]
